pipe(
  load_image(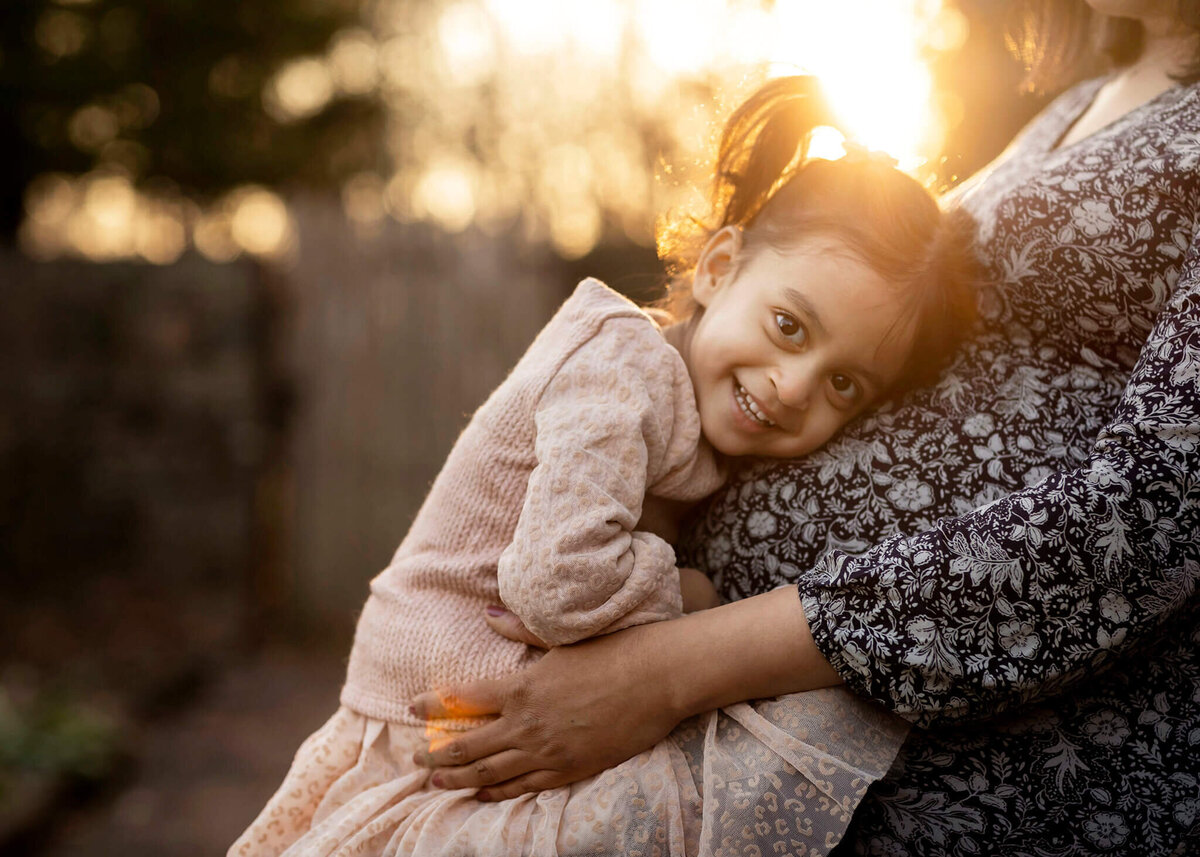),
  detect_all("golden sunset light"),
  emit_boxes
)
[21,0,965,262]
